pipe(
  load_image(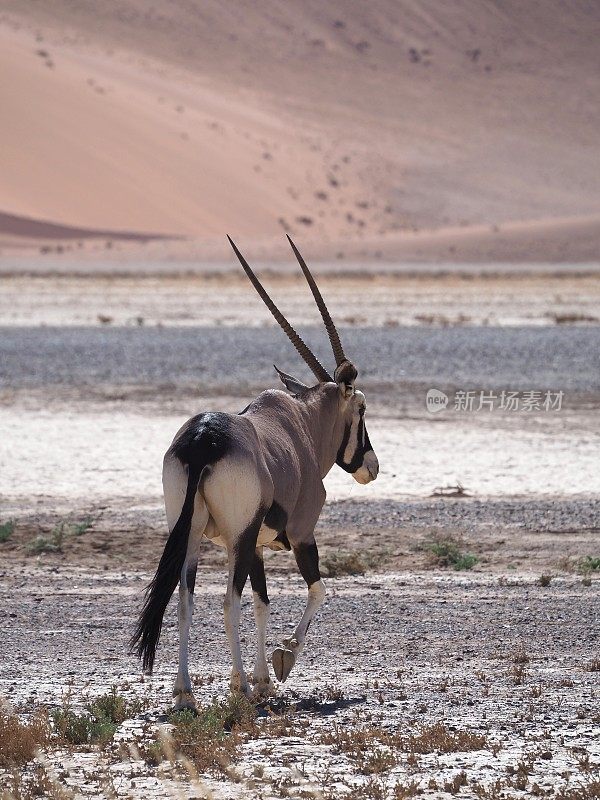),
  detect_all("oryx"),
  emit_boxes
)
[131,235,379,708]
